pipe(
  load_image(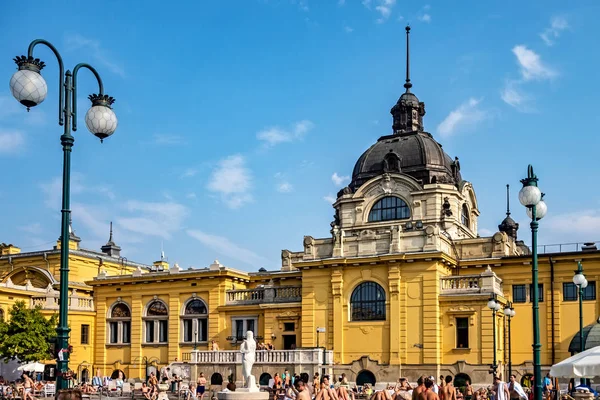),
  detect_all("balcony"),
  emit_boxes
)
[440,267,503,297]
[182,348,332,365]
[31,292,94,312]
[226,286,301,305]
